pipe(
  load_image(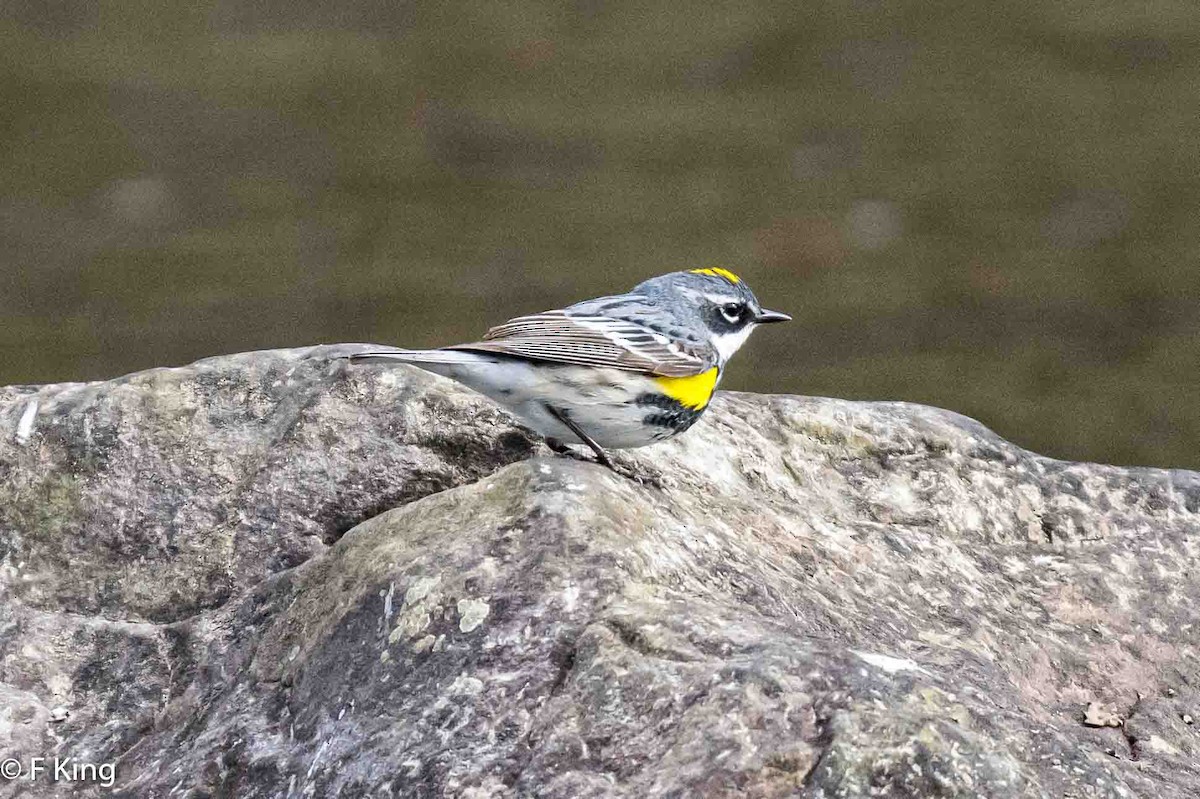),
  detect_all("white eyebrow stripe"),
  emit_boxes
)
[702,293,742,305]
